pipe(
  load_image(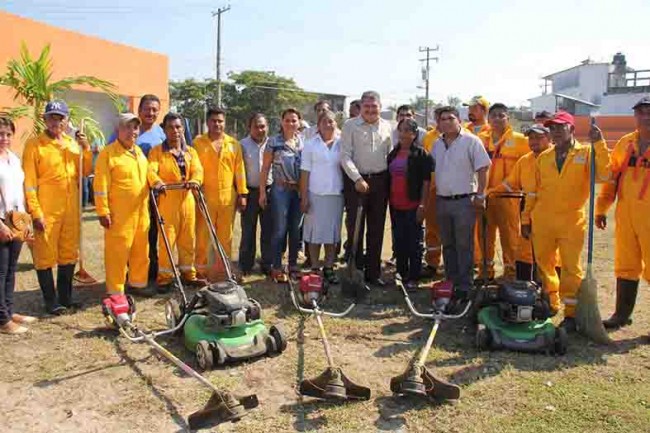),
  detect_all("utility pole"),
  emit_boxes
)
[212,5,231,108]
[419,46,439,125]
